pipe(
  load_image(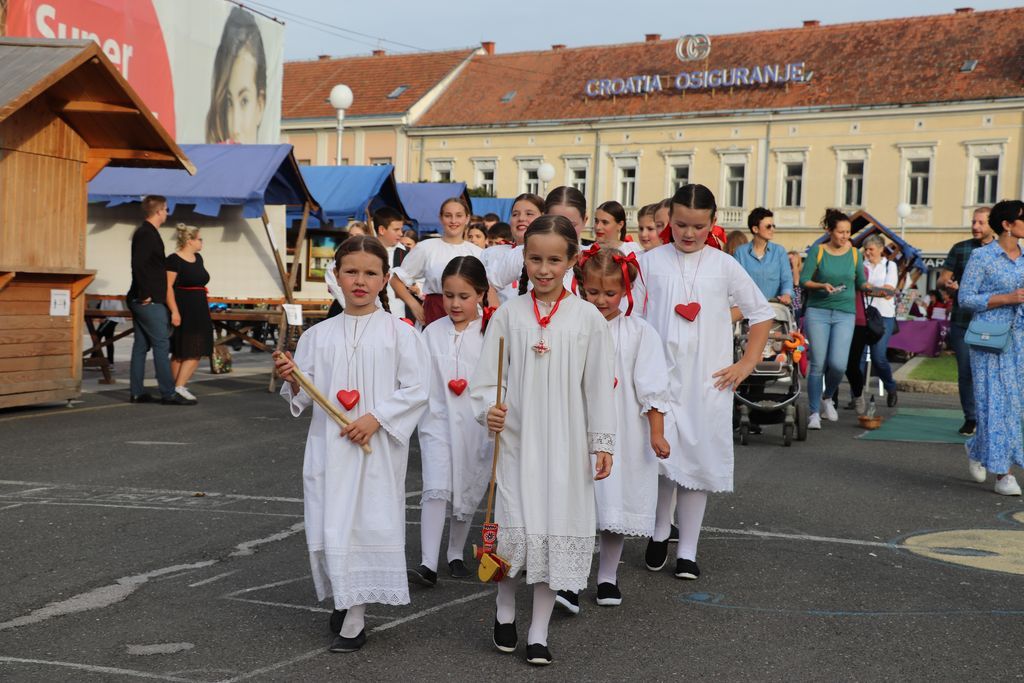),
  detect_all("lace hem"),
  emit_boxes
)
[597,512,655,538]
[369,409,405,446]
[420,488,452,505]
[588,432,615,455]
[308,548,410,608]
[497,527,595,592]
